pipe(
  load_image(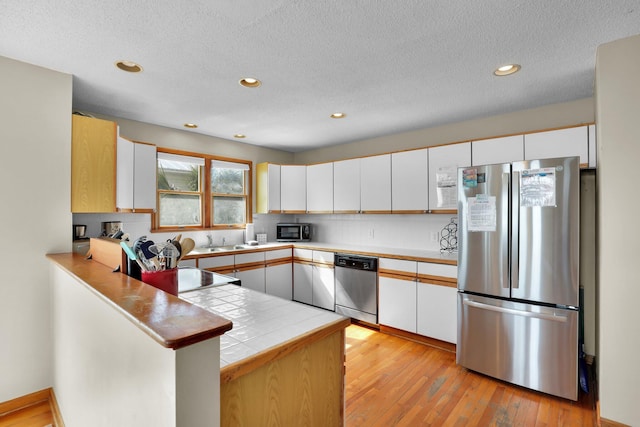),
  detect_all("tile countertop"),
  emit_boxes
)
[180,284,348,368]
